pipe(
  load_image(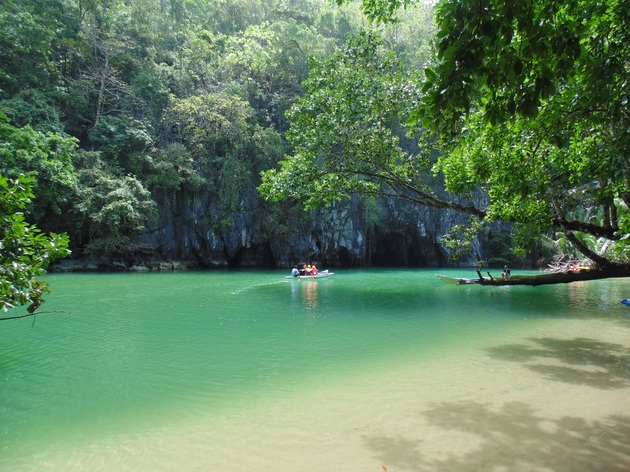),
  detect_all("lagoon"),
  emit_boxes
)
[2,269,630,471]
